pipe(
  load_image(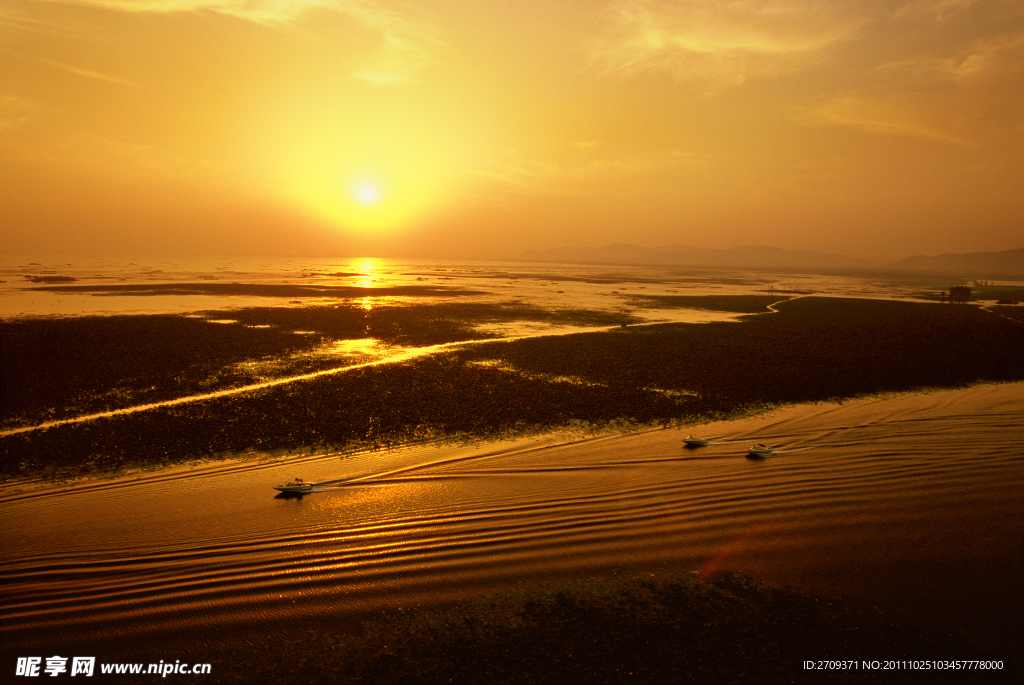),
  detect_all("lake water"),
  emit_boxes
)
[0,254,935,321]
[1,255,1021,672]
